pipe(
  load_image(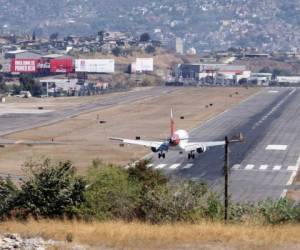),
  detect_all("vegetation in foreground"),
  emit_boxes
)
[0,158,299,225]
